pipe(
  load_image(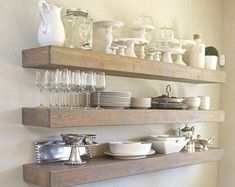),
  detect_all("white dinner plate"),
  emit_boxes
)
[104,149,155,160]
